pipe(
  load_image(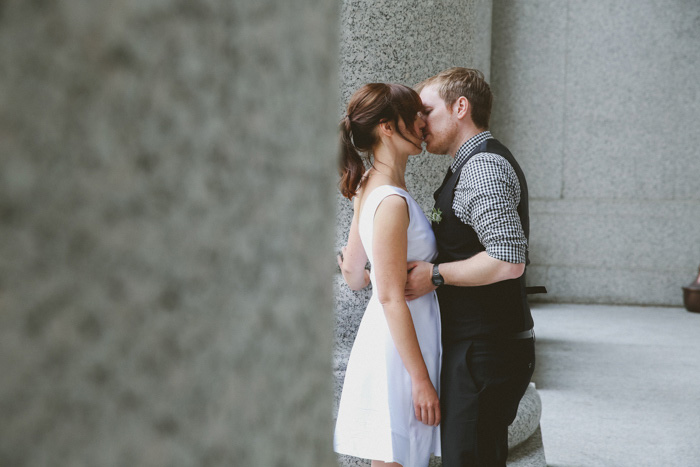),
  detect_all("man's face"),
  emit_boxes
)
[419,84,459,156]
